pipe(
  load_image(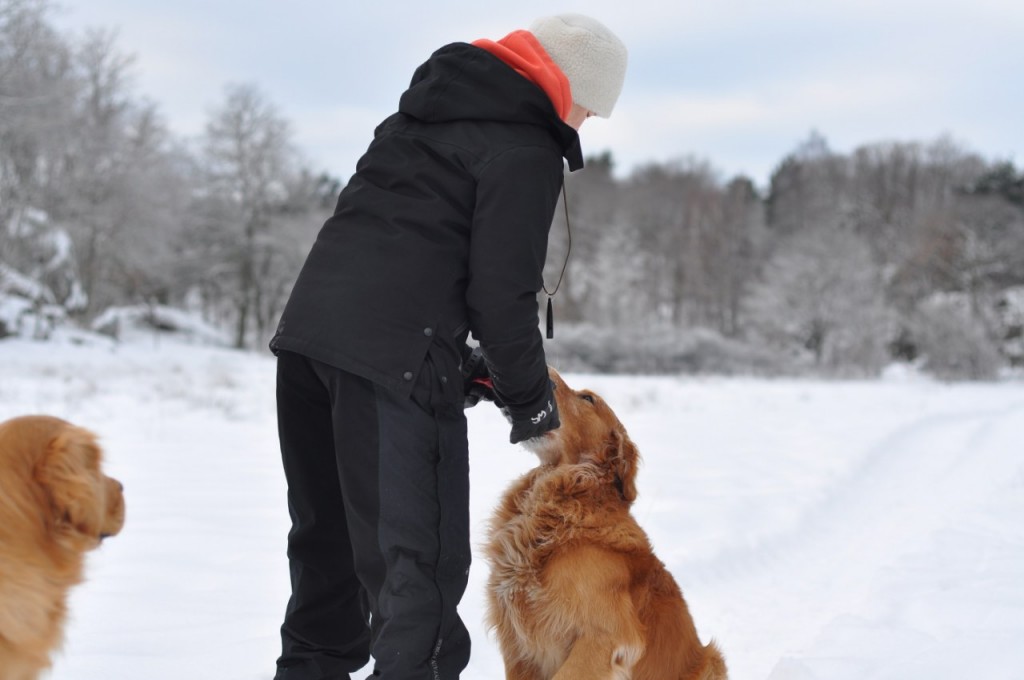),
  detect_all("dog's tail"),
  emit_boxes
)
[695,639,728,680]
